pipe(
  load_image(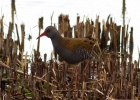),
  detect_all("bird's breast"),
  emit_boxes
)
[54,45,83,64]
